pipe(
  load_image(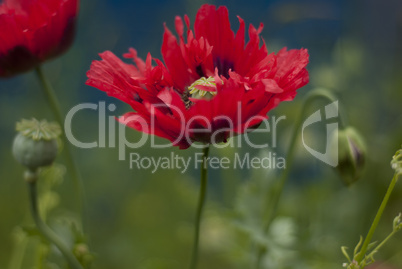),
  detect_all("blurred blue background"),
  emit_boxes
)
[1,0,401,268]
